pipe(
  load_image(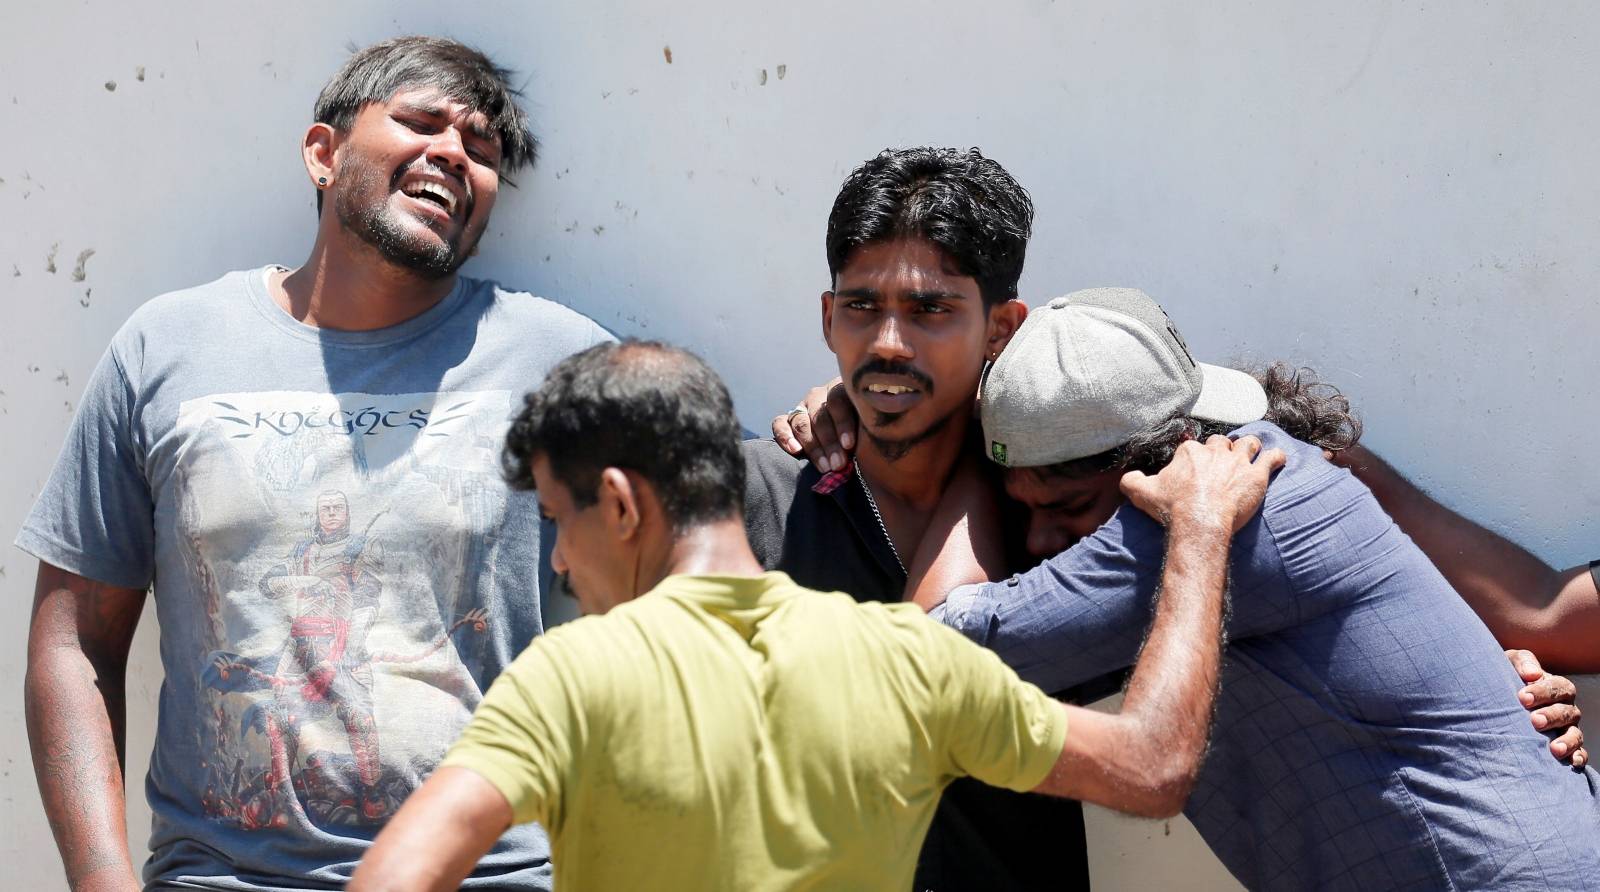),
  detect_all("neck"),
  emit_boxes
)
[641,517,766,591]
[856,410,972,511]
[276,228,458,331]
